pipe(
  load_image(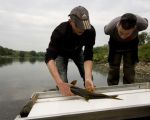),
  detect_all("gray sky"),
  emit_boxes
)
[0,0,149,52]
